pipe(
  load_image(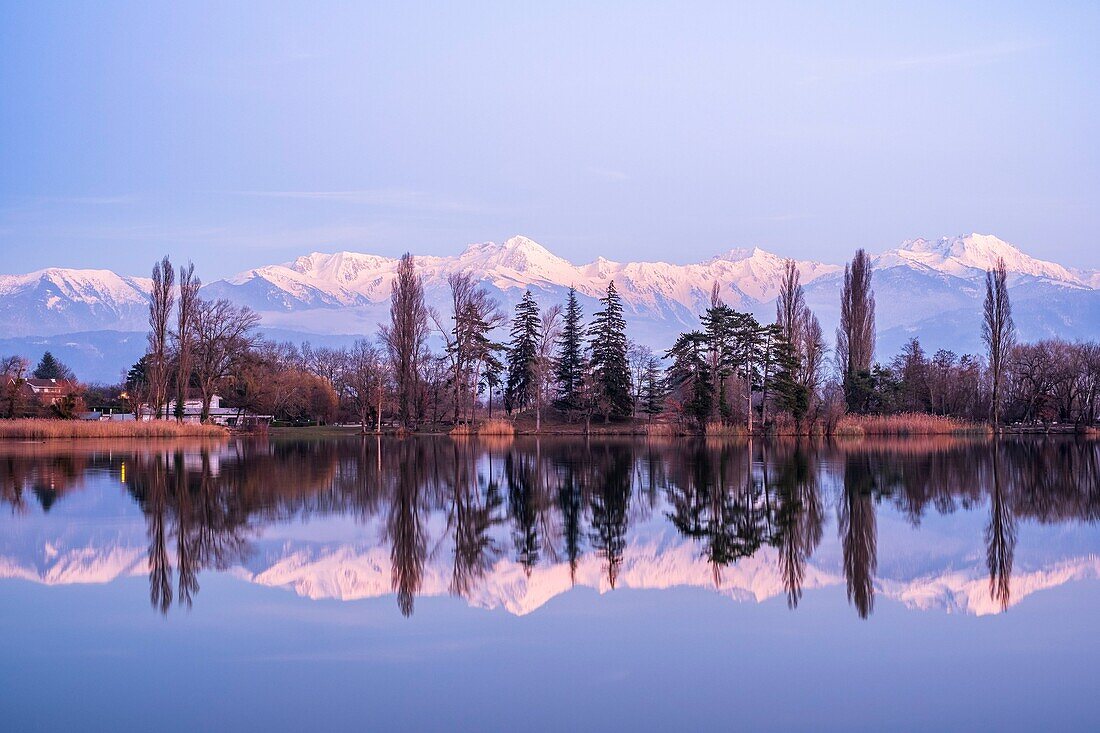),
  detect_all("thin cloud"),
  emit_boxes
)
[230,188,482,214]
[799,40,1041,85]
